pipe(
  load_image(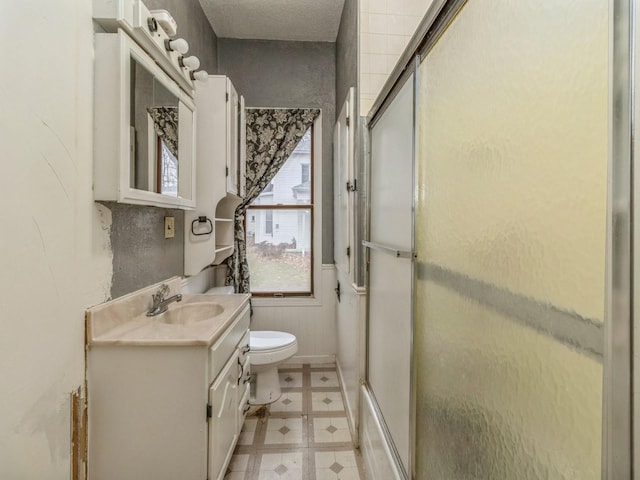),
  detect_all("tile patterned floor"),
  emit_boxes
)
[224,363,367,480]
